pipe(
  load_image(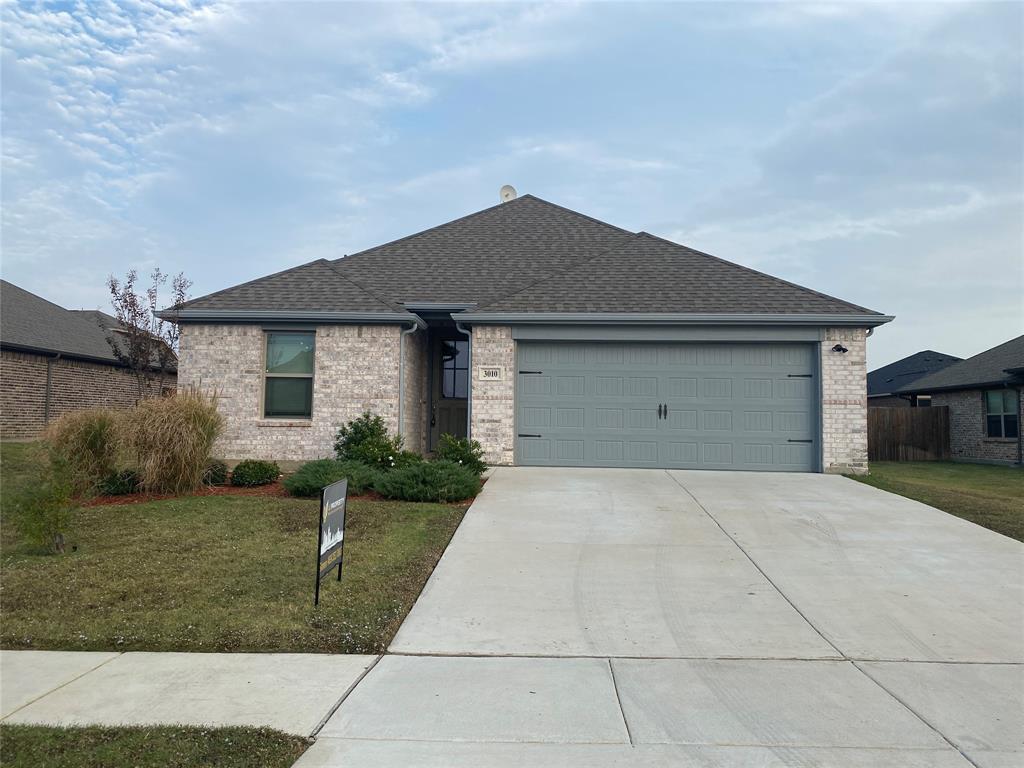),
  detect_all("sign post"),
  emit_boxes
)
[314,478,347,606]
